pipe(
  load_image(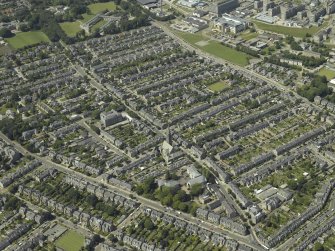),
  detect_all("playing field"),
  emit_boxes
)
[317,67,335,80]
[176,32,251,66]
[208,81,227,92]
[60,21,82,37]
[88,1,117,14]
[55,230,84,251]
[5,31,50,49]
[203,42,250,66]
[177,32,204,44]
[253,20,328,38]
